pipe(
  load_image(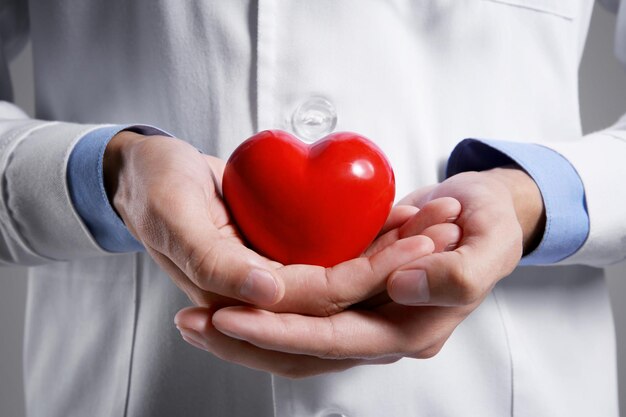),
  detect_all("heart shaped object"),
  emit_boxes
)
[223,130,395,267]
